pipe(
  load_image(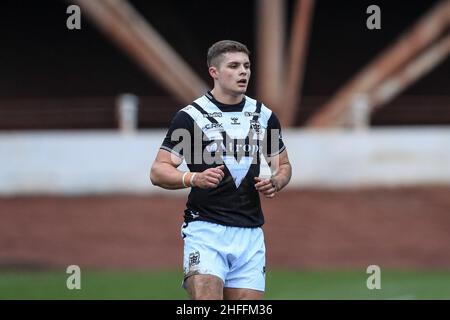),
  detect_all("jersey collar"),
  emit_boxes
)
[205,91,246,112]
